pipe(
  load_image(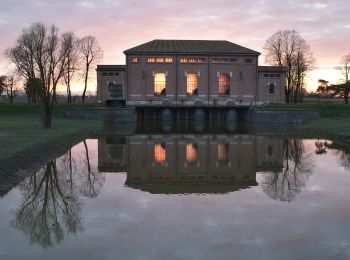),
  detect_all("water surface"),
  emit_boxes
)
[0,125,350,259]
